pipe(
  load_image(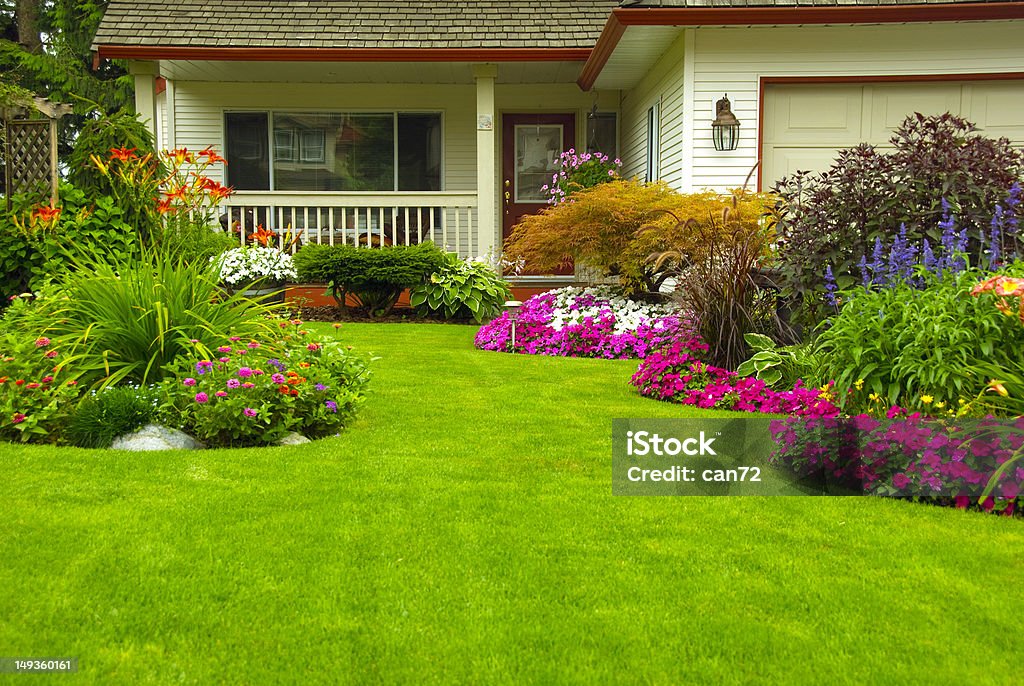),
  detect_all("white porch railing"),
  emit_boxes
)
[221,192,479,259]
